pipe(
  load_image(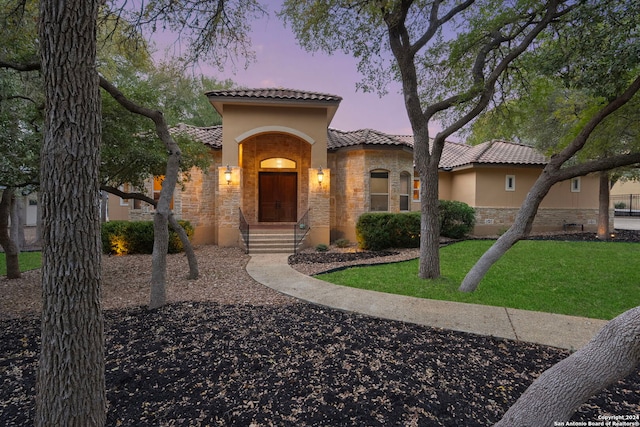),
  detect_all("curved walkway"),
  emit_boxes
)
[246,254,607,351]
